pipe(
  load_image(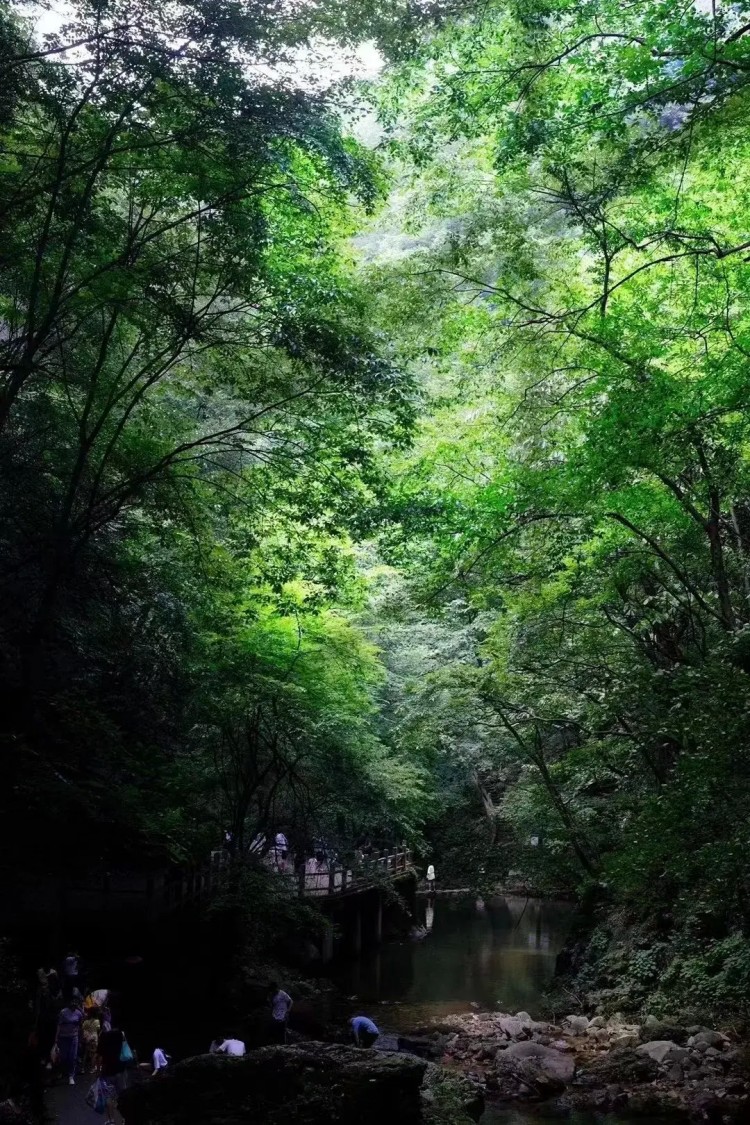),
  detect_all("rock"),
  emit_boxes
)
[638,1021,689,1046]
[588,1016,606,1029]
[118,1044,427,1125]
[637,1040,680,1065]
[421,1064,484,1124]
[500,1041,575,1084]
[611,1032,640,1049]
[396,1035,442,1060]
[514,1012,533,1025]
[666,1062,683,1083]
[585,1048,659,1085]
[563,1015,590,1034]
[498,1018,524,1039]
[687,1030,725,1050]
